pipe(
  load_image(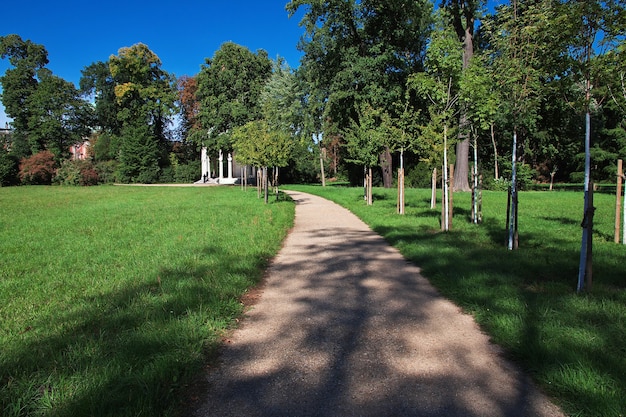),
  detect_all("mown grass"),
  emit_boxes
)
[286,184,626,417]
[0,185,294,417]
